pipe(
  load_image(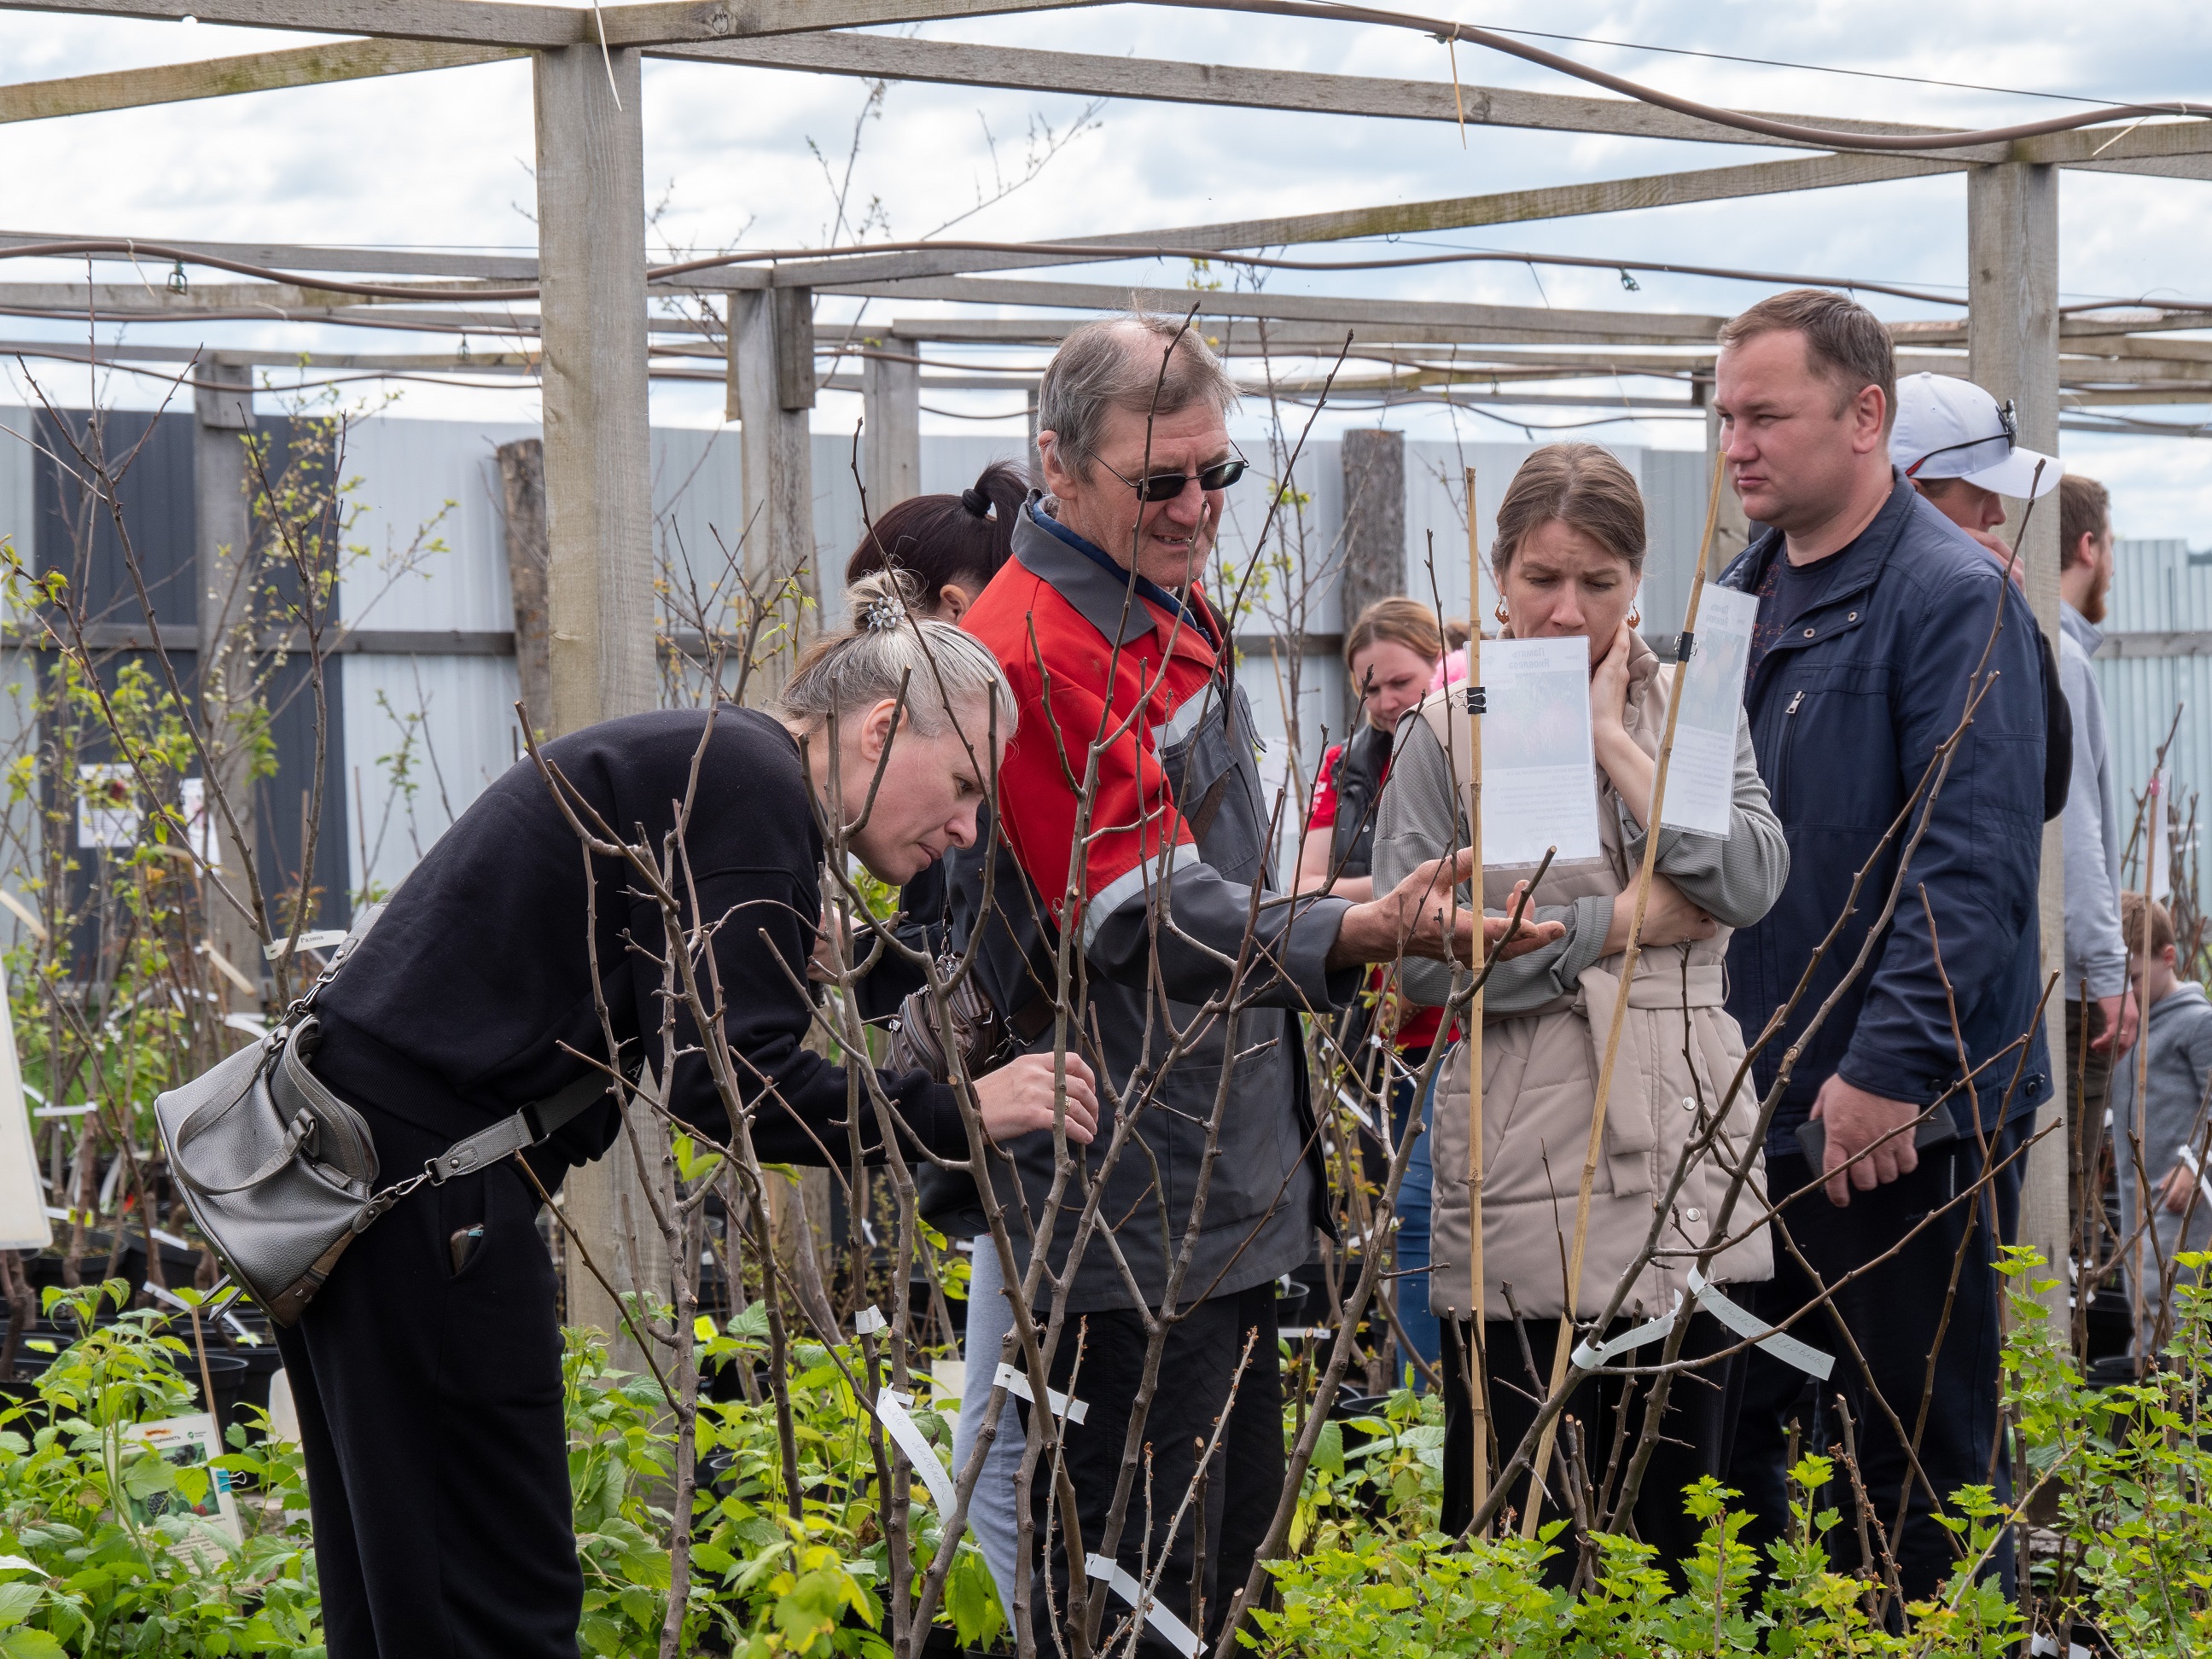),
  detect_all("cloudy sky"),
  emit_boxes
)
[2,0,2209,537]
